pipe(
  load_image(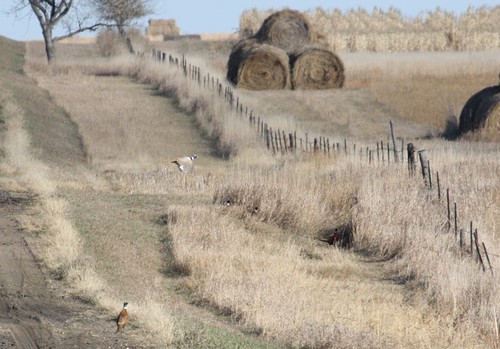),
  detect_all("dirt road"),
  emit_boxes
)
[0,189,153,348]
